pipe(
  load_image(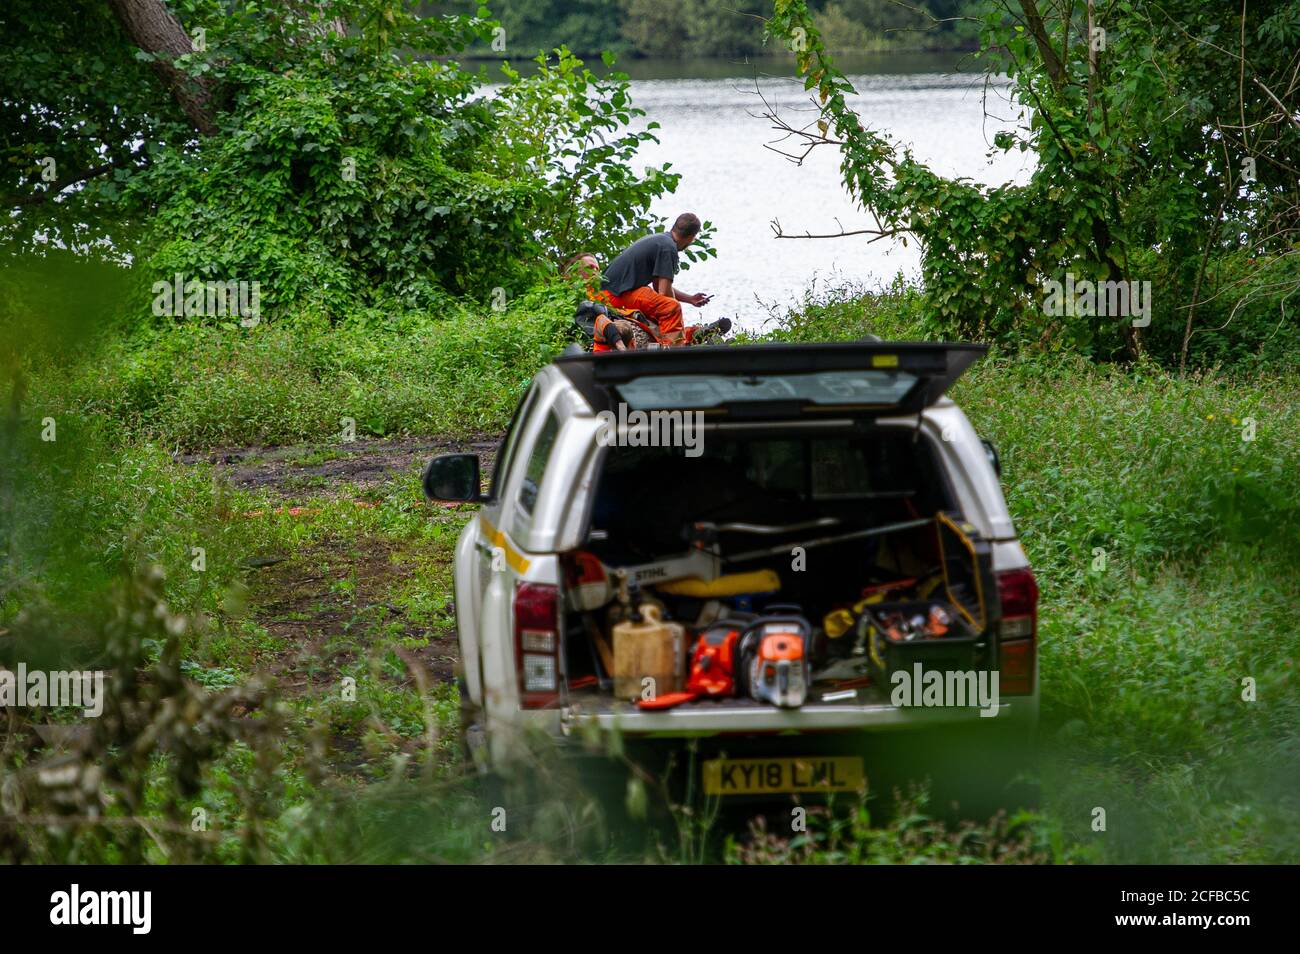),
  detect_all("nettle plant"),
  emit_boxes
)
[763,0,1300,364]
